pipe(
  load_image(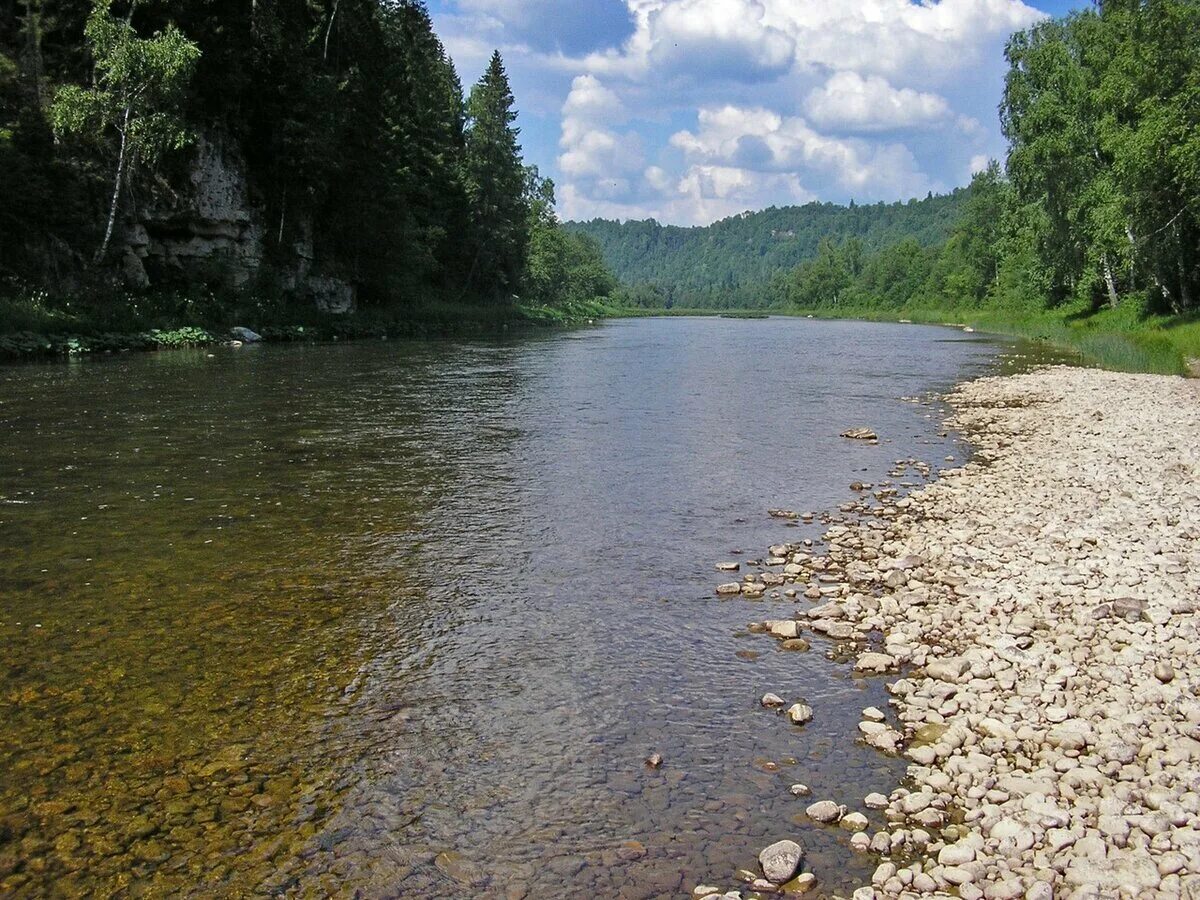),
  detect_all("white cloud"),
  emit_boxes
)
[671,105,933,198]
[435,0,1049,224]
[647,0,796,82]
[557,75,645,208]
[968,154,992,177]
[805,72,953,132]
[765,0,1043,81]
